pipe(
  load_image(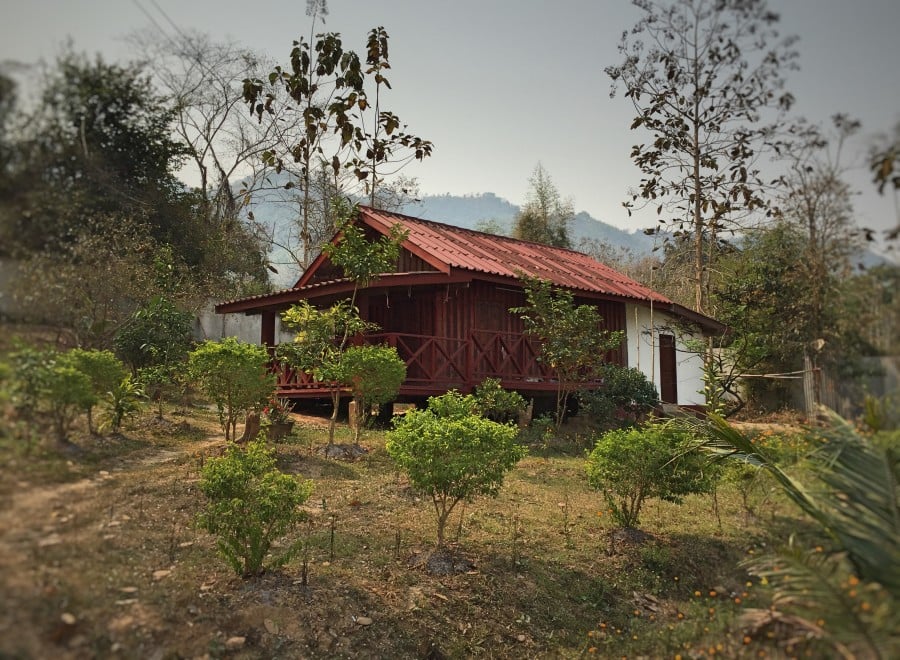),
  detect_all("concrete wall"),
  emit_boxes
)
[195,302,261,344]
[624,304,706,407]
